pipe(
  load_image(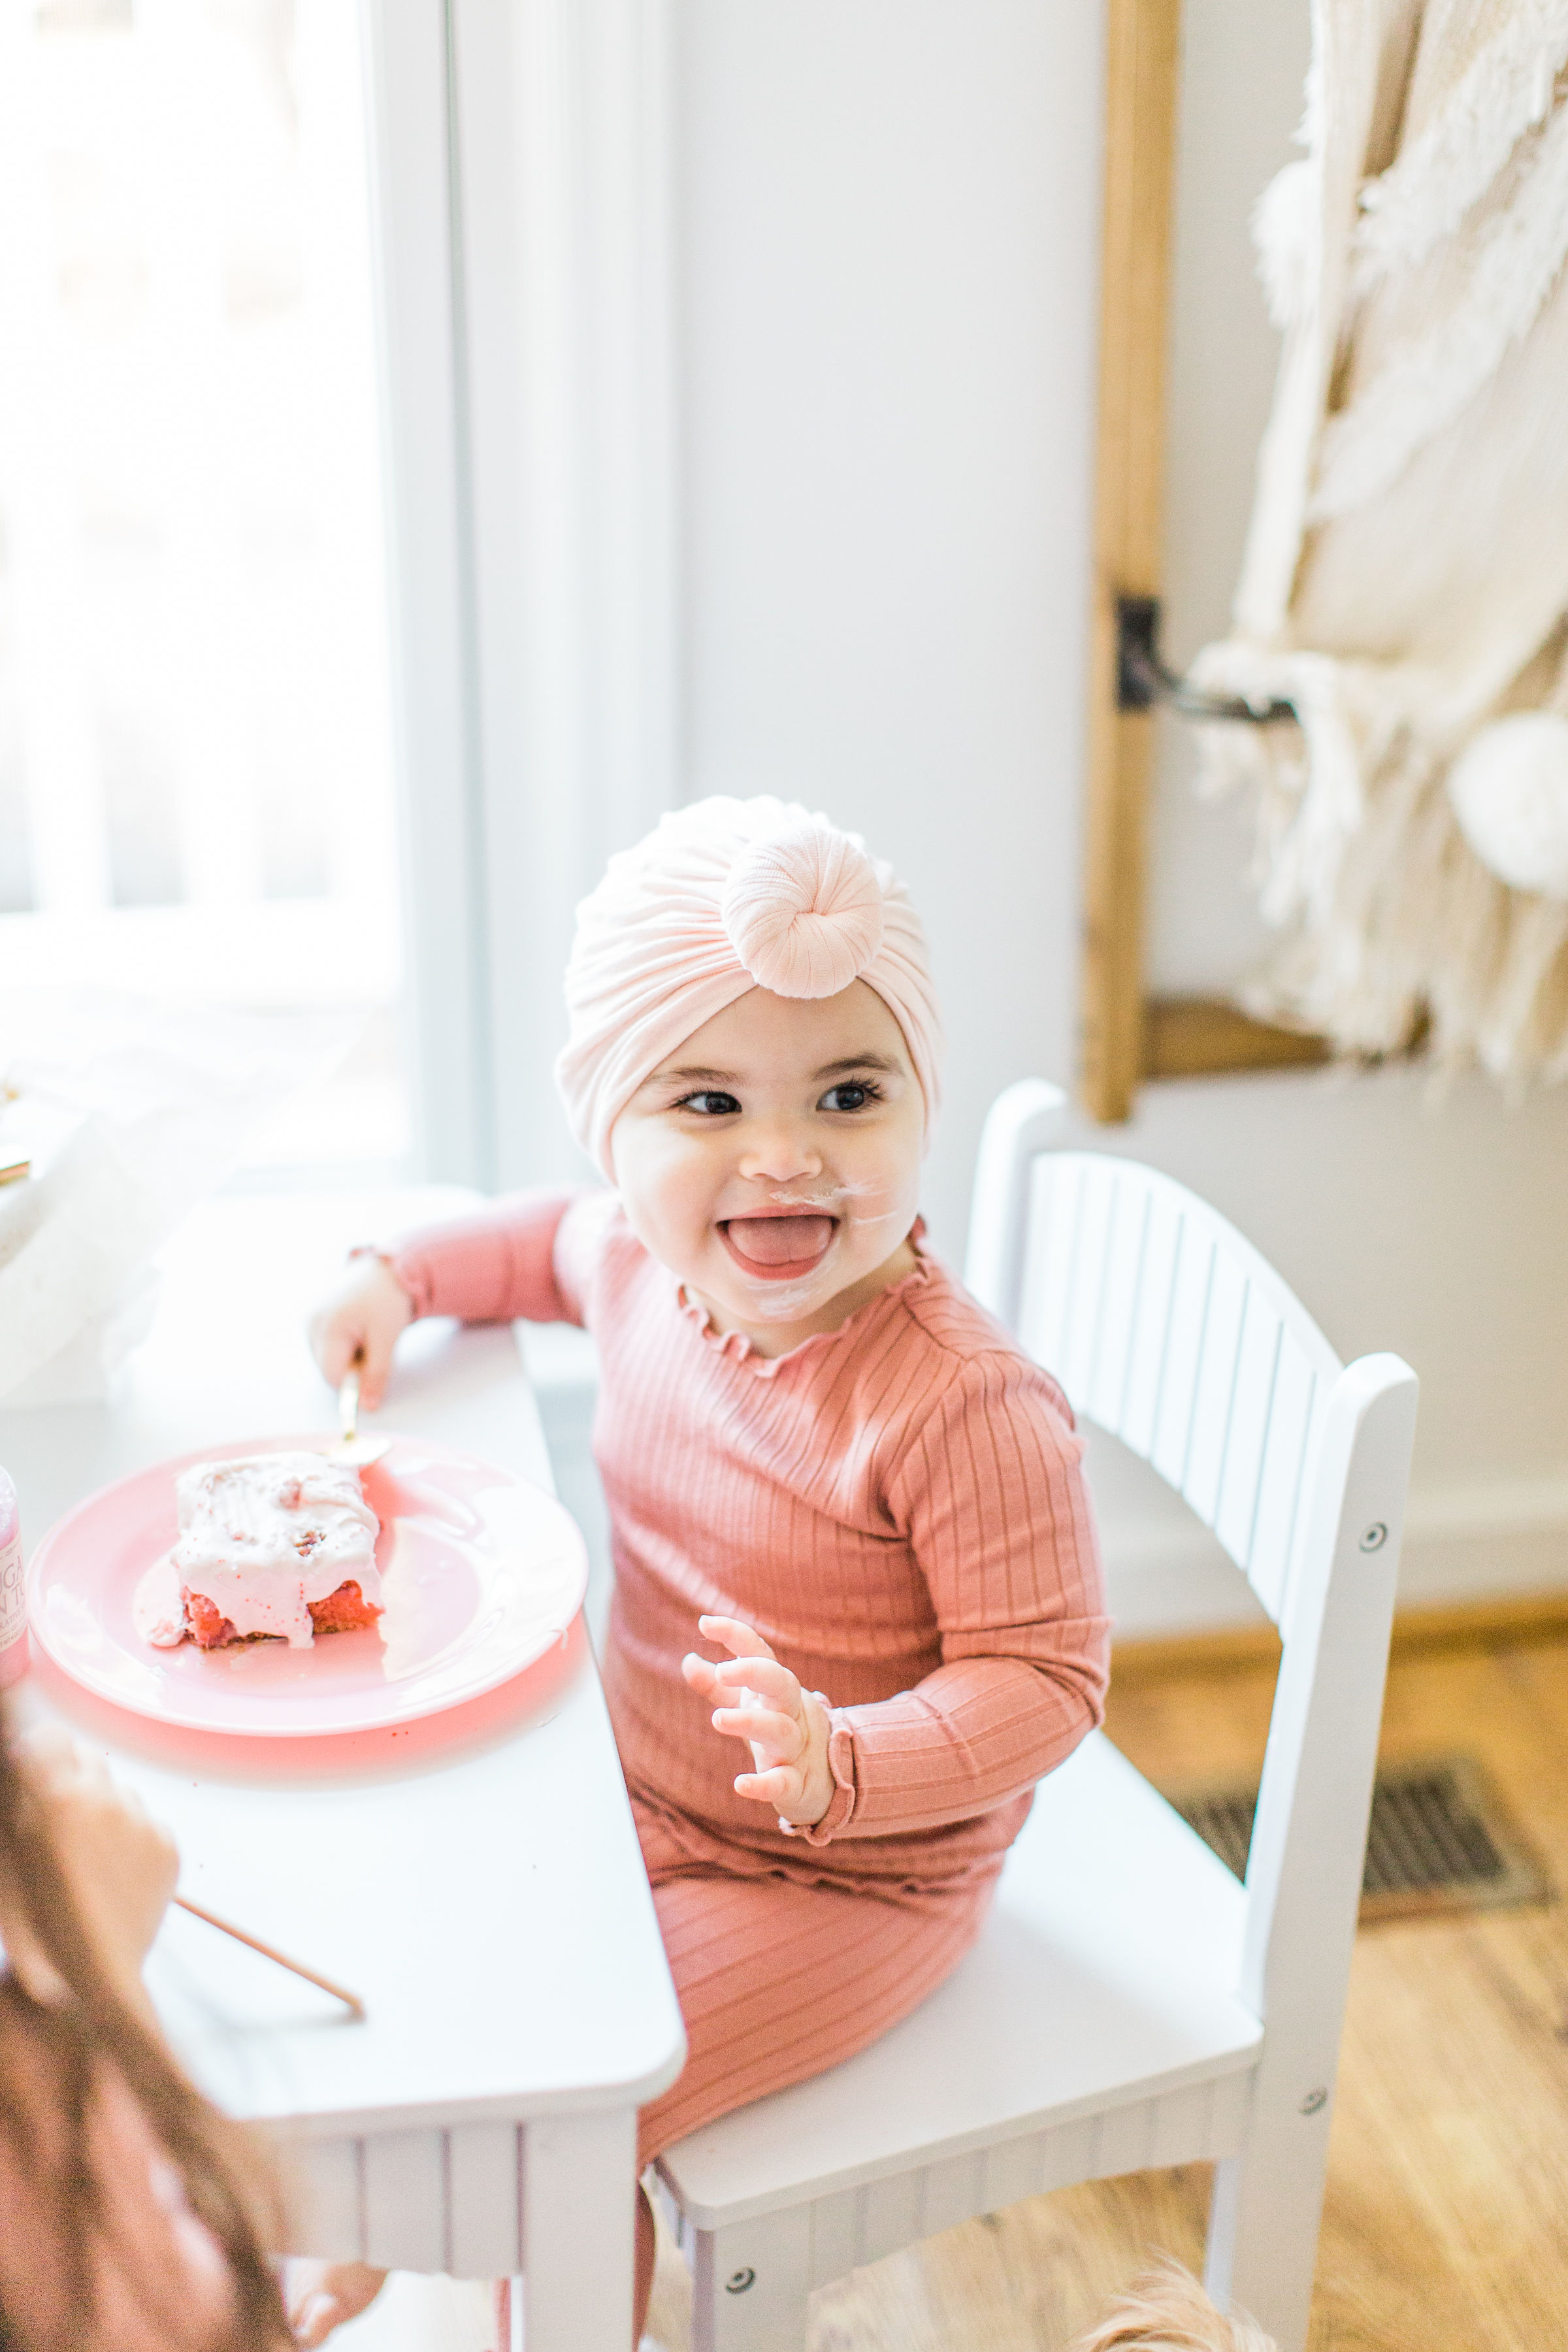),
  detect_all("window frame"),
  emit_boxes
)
[363,0,679,1192]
